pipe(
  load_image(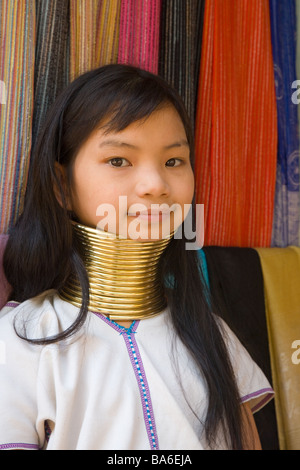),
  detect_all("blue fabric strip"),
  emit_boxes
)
[269,0,300,246]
